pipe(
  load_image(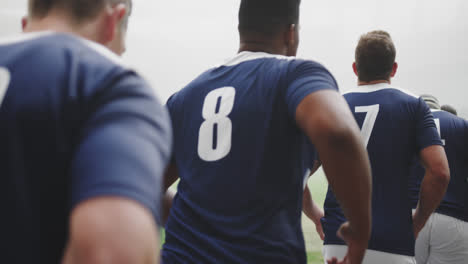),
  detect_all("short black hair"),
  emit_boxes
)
[238,0,301,36]
[355,30,396,82]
